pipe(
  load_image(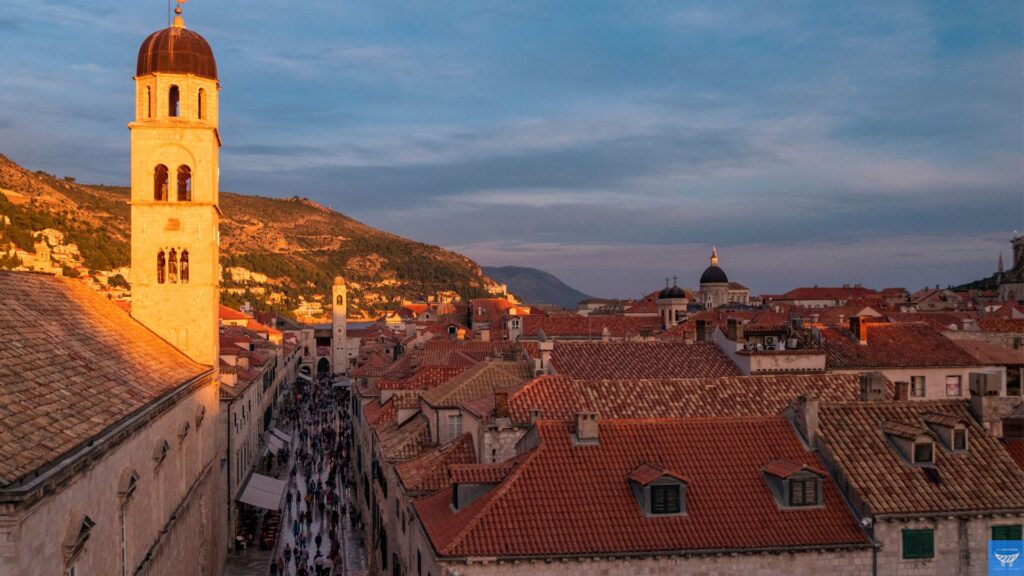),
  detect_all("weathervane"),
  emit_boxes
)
[169,0,189,27]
